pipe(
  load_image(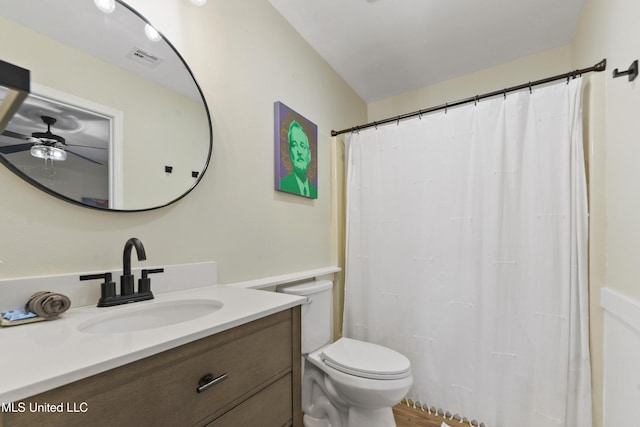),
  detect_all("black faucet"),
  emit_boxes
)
[121,238,147,296]
[80,237,163,307]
